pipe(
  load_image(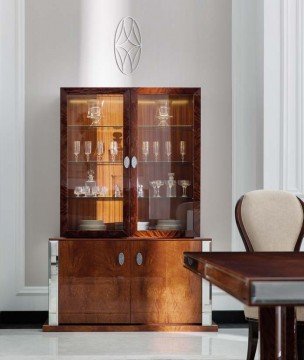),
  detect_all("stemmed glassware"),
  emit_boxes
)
[153,141,159,162]
[110,141,118,162]
[83,185,91,197]
[73,141,80,162]
[155,180,164,198]
[91,186,99,197]
[97,140,104,162]
[84,141,92,162]
[99,186,108,197]
[180,141,186,162]
[74,186,82,197]
[178,180,191,198]
[149,181,158,198]
[165,141,172,162]
[142,141,149,162]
